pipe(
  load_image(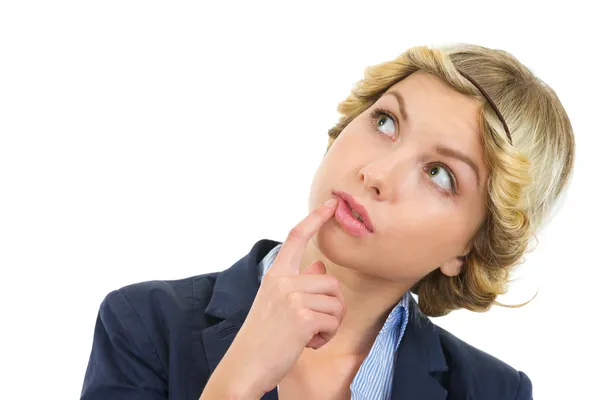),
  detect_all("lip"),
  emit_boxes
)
[332,191,375,233]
